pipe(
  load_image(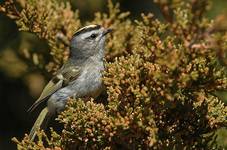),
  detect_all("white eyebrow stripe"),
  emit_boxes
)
[73,24,101,37]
